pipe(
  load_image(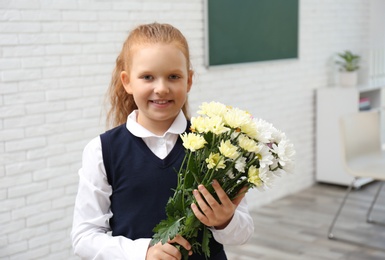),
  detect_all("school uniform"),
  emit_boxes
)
[71,110,254,259]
